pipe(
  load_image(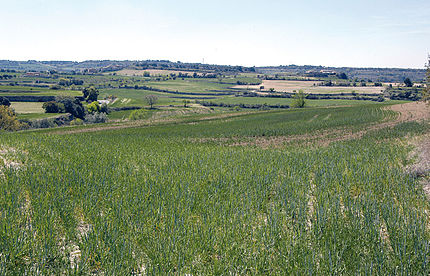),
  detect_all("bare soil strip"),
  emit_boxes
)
[306,173,316,230]
[0,147,23,174]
